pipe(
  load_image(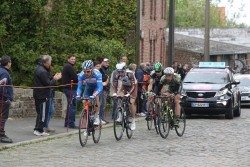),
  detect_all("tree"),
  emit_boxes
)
[0,0,136,85]
[174,0,246,28]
